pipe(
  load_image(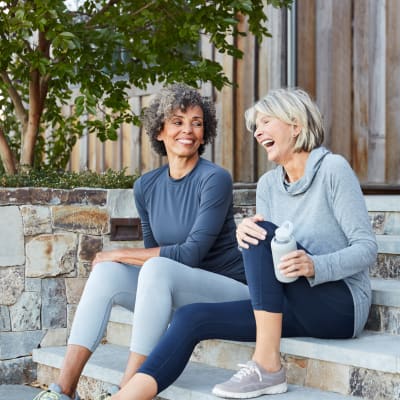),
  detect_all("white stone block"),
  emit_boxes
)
[0,206,24,266]
[107,189,138,218]
[25,233,77,278]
